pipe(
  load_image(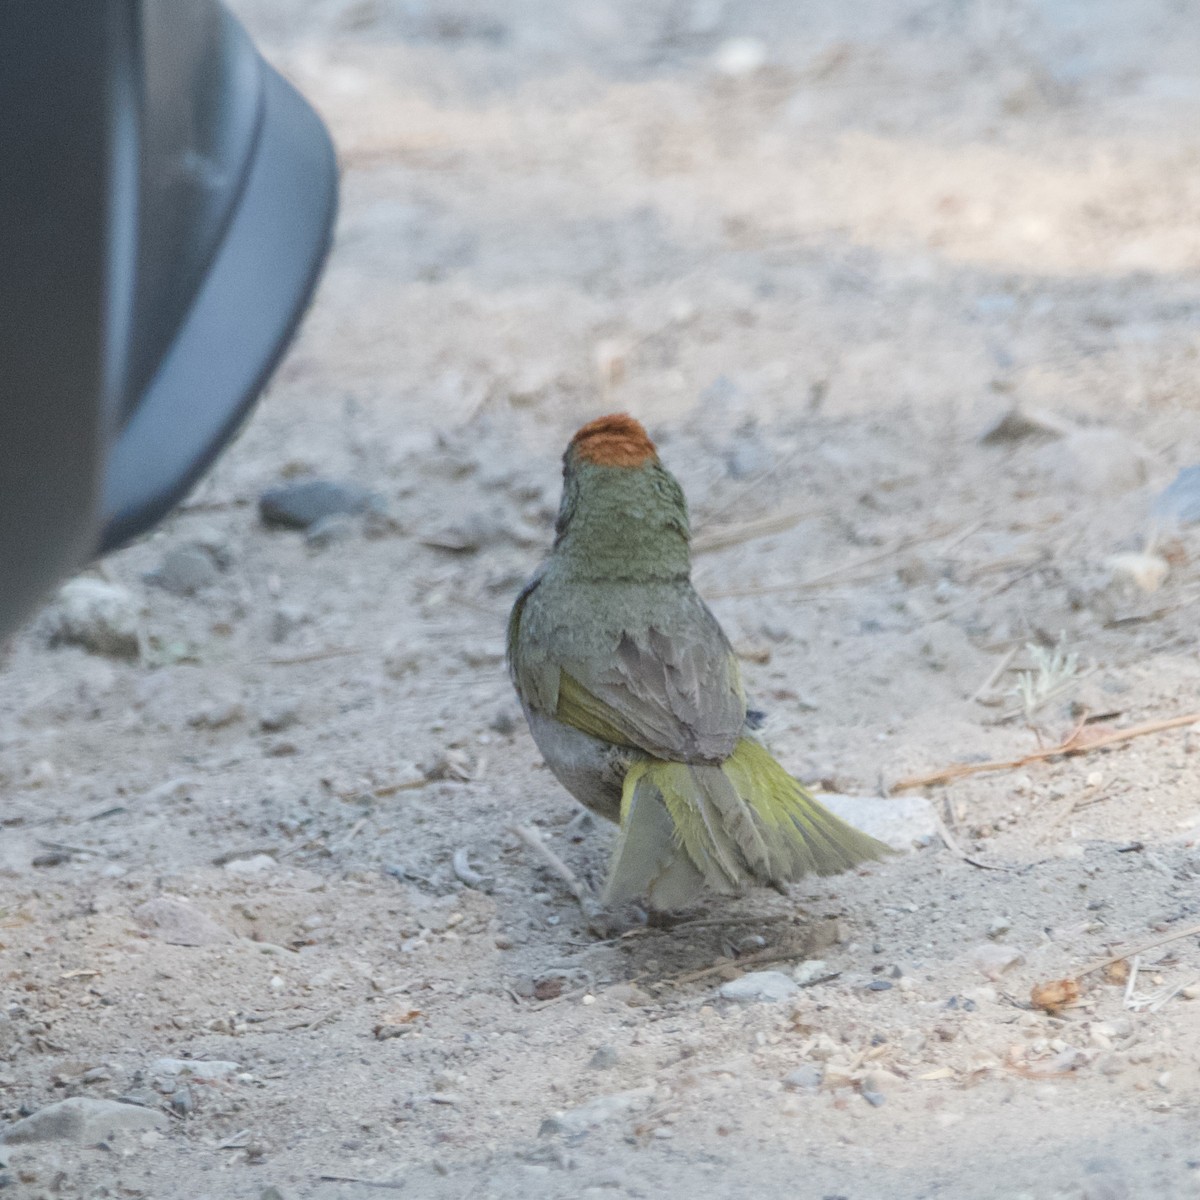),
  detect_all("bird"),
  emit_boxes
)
[507,413,888,910]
